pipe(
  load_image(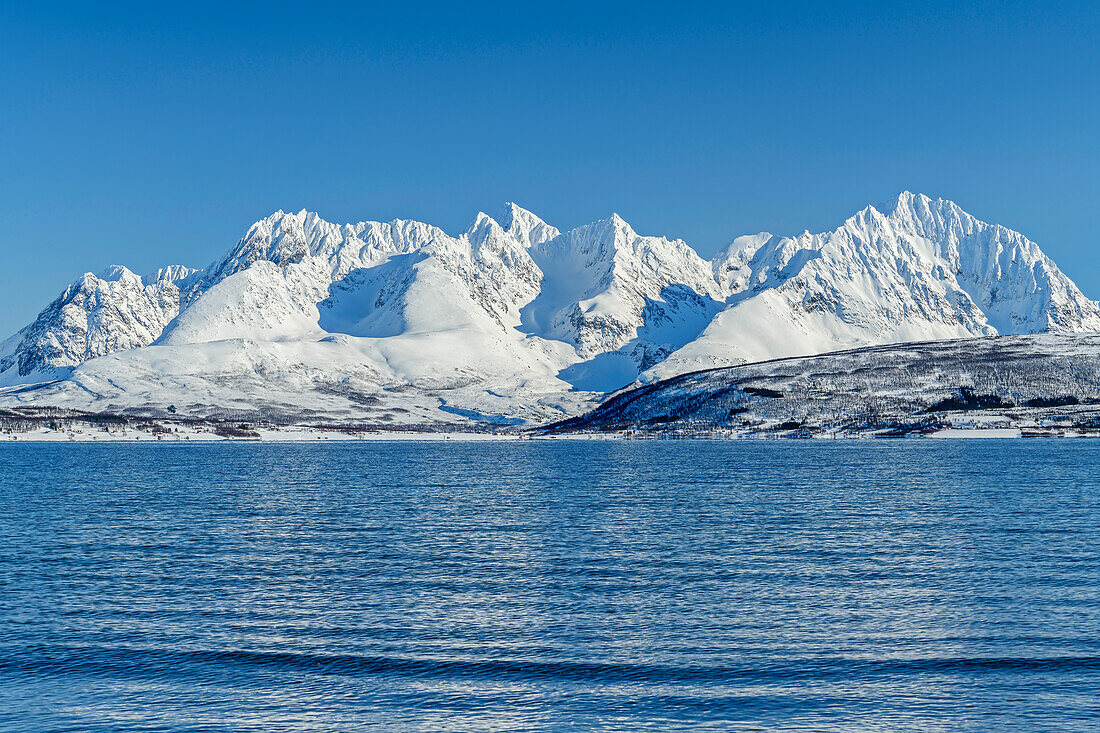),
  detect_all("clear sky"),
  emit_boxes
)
[1,1,1097,337]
